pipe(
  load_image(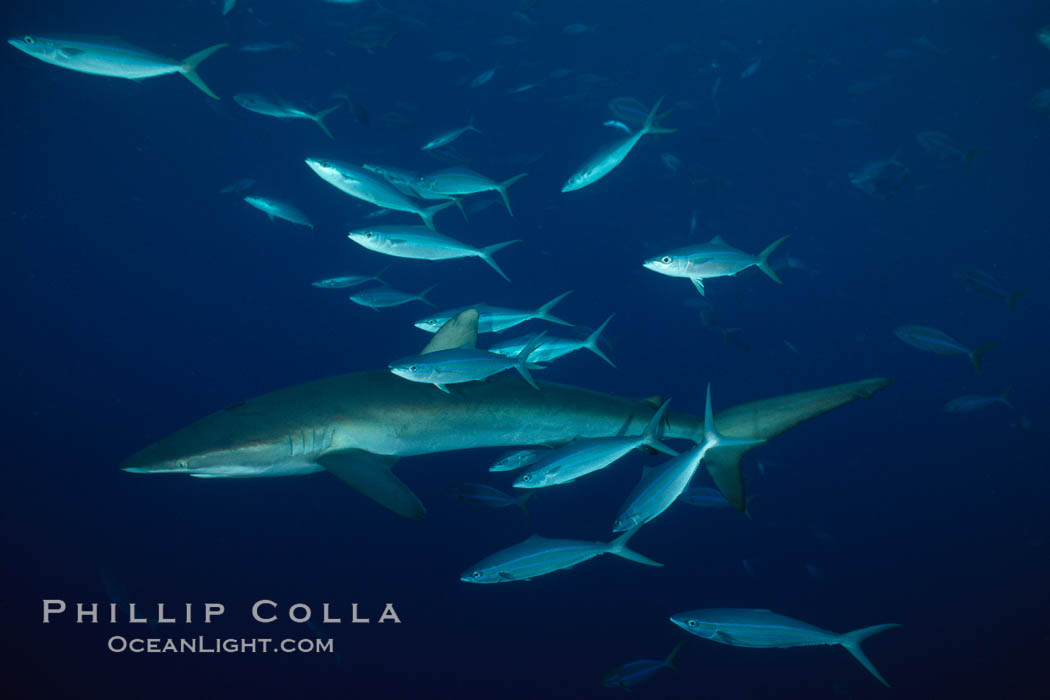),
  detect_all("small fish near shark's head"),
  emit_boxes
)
[387,357,438,386]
